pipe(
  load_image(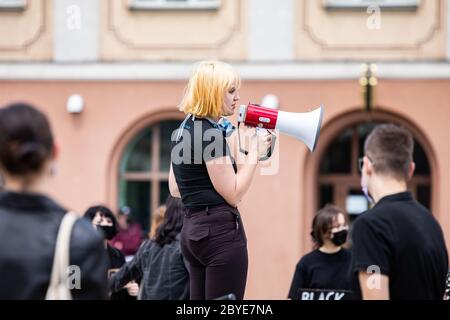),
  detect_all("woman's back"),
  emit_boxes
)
[0,191,108,299]
[139,237,189,300]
